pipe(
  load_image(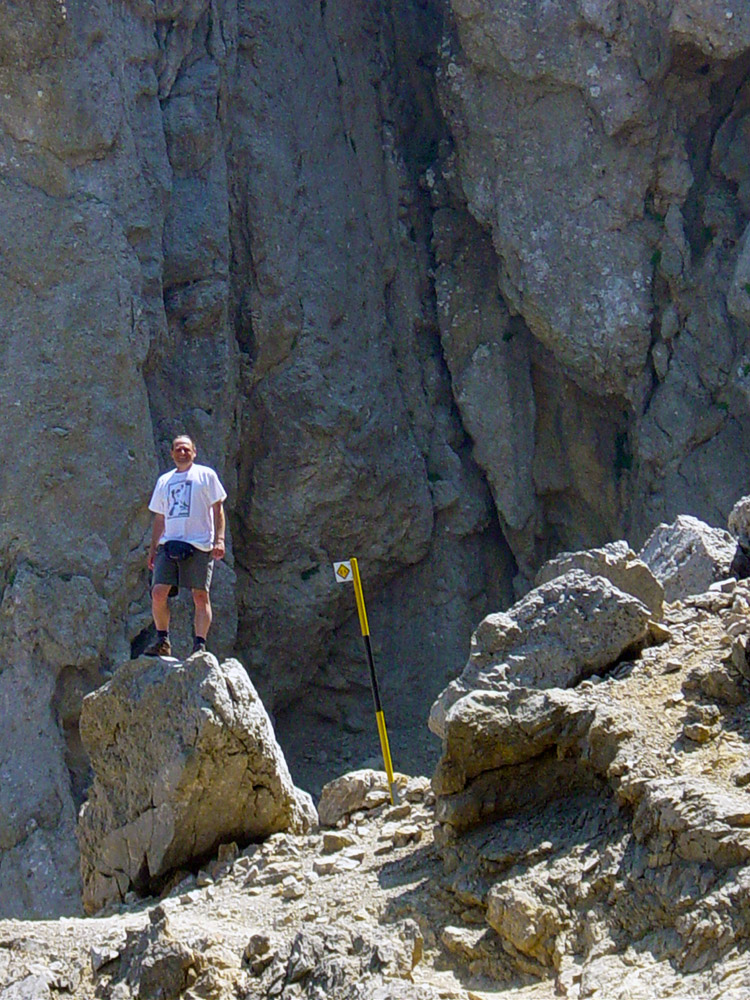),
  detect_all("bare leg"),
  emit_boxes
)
[192,589,212,638]
[152,584,172,631]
